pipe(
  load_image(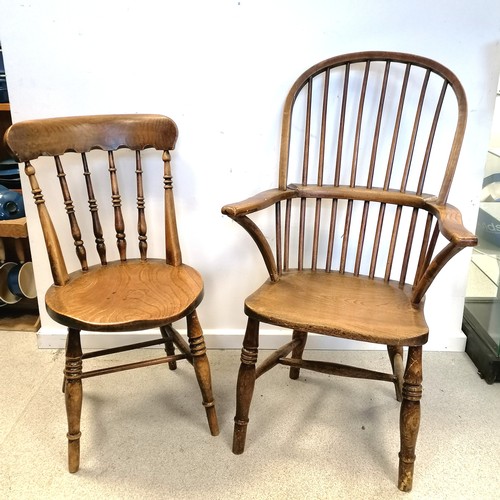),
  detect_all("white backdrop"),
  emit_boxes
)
[1,0,500,349]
